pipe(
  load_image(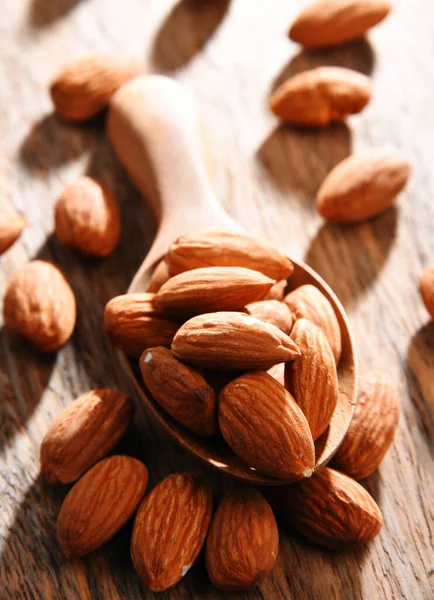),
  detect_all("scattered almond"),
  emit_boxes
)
[0,213,26,255]
[317,149,410,222]
[245,299,293,334]
[420,266,434,319]
[147,259,170,293]
[270,66,372,127]
[206,489,278,590]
